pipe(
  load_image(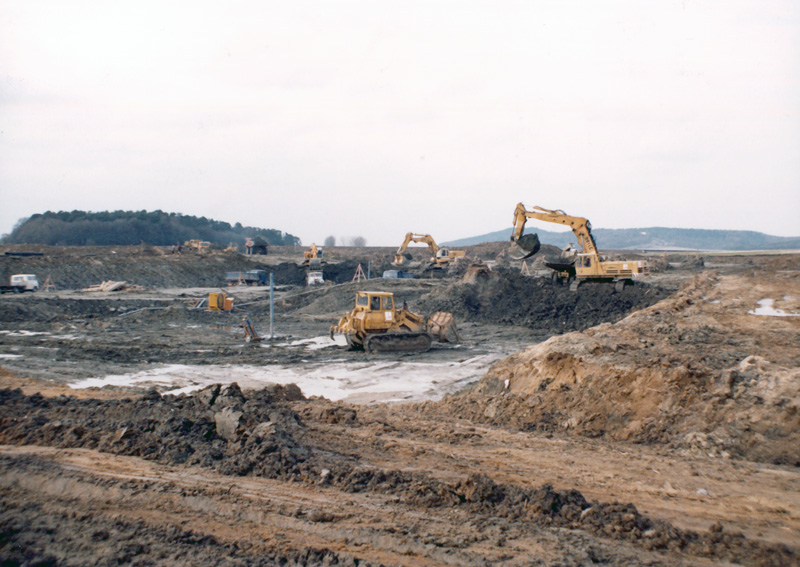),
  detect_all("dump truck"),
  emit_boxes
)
[331,291,460,353]
[510,203,647,291]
